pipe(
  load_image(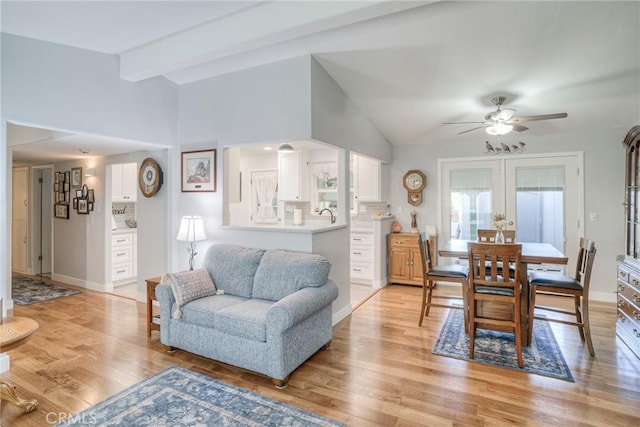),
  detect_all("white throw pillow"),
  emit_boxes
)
[165,269,216,319]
